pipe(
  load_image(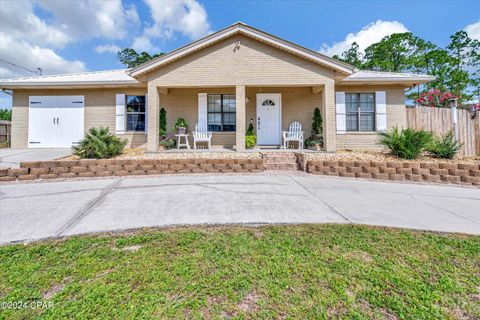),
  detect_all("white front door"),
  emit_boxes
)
[28,96,84,148]
[256,94,281,145]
